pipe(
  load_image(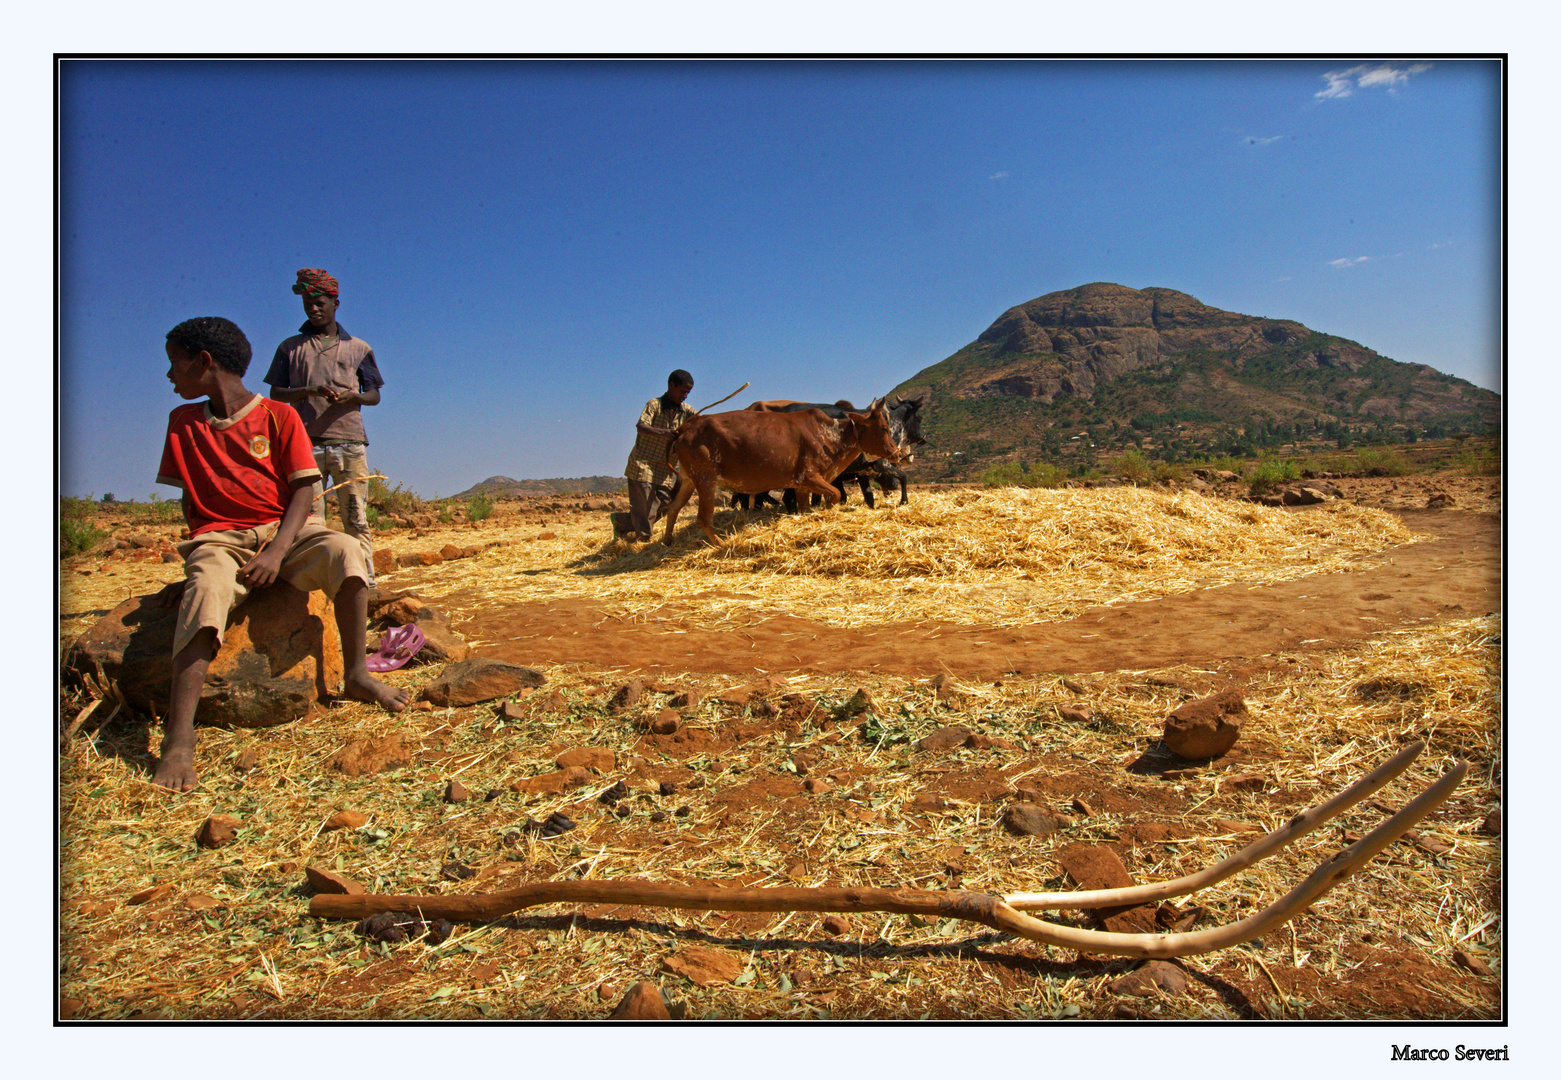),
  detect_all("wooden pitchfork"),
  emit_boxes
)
[311,743,1464,959]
